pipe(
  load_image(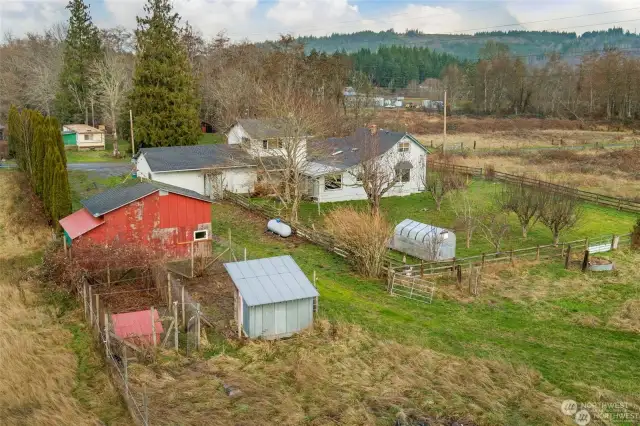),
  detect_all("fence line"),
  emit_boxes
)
[427,159,640,213]
[223,190,356,261]
[388,232,630,278]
